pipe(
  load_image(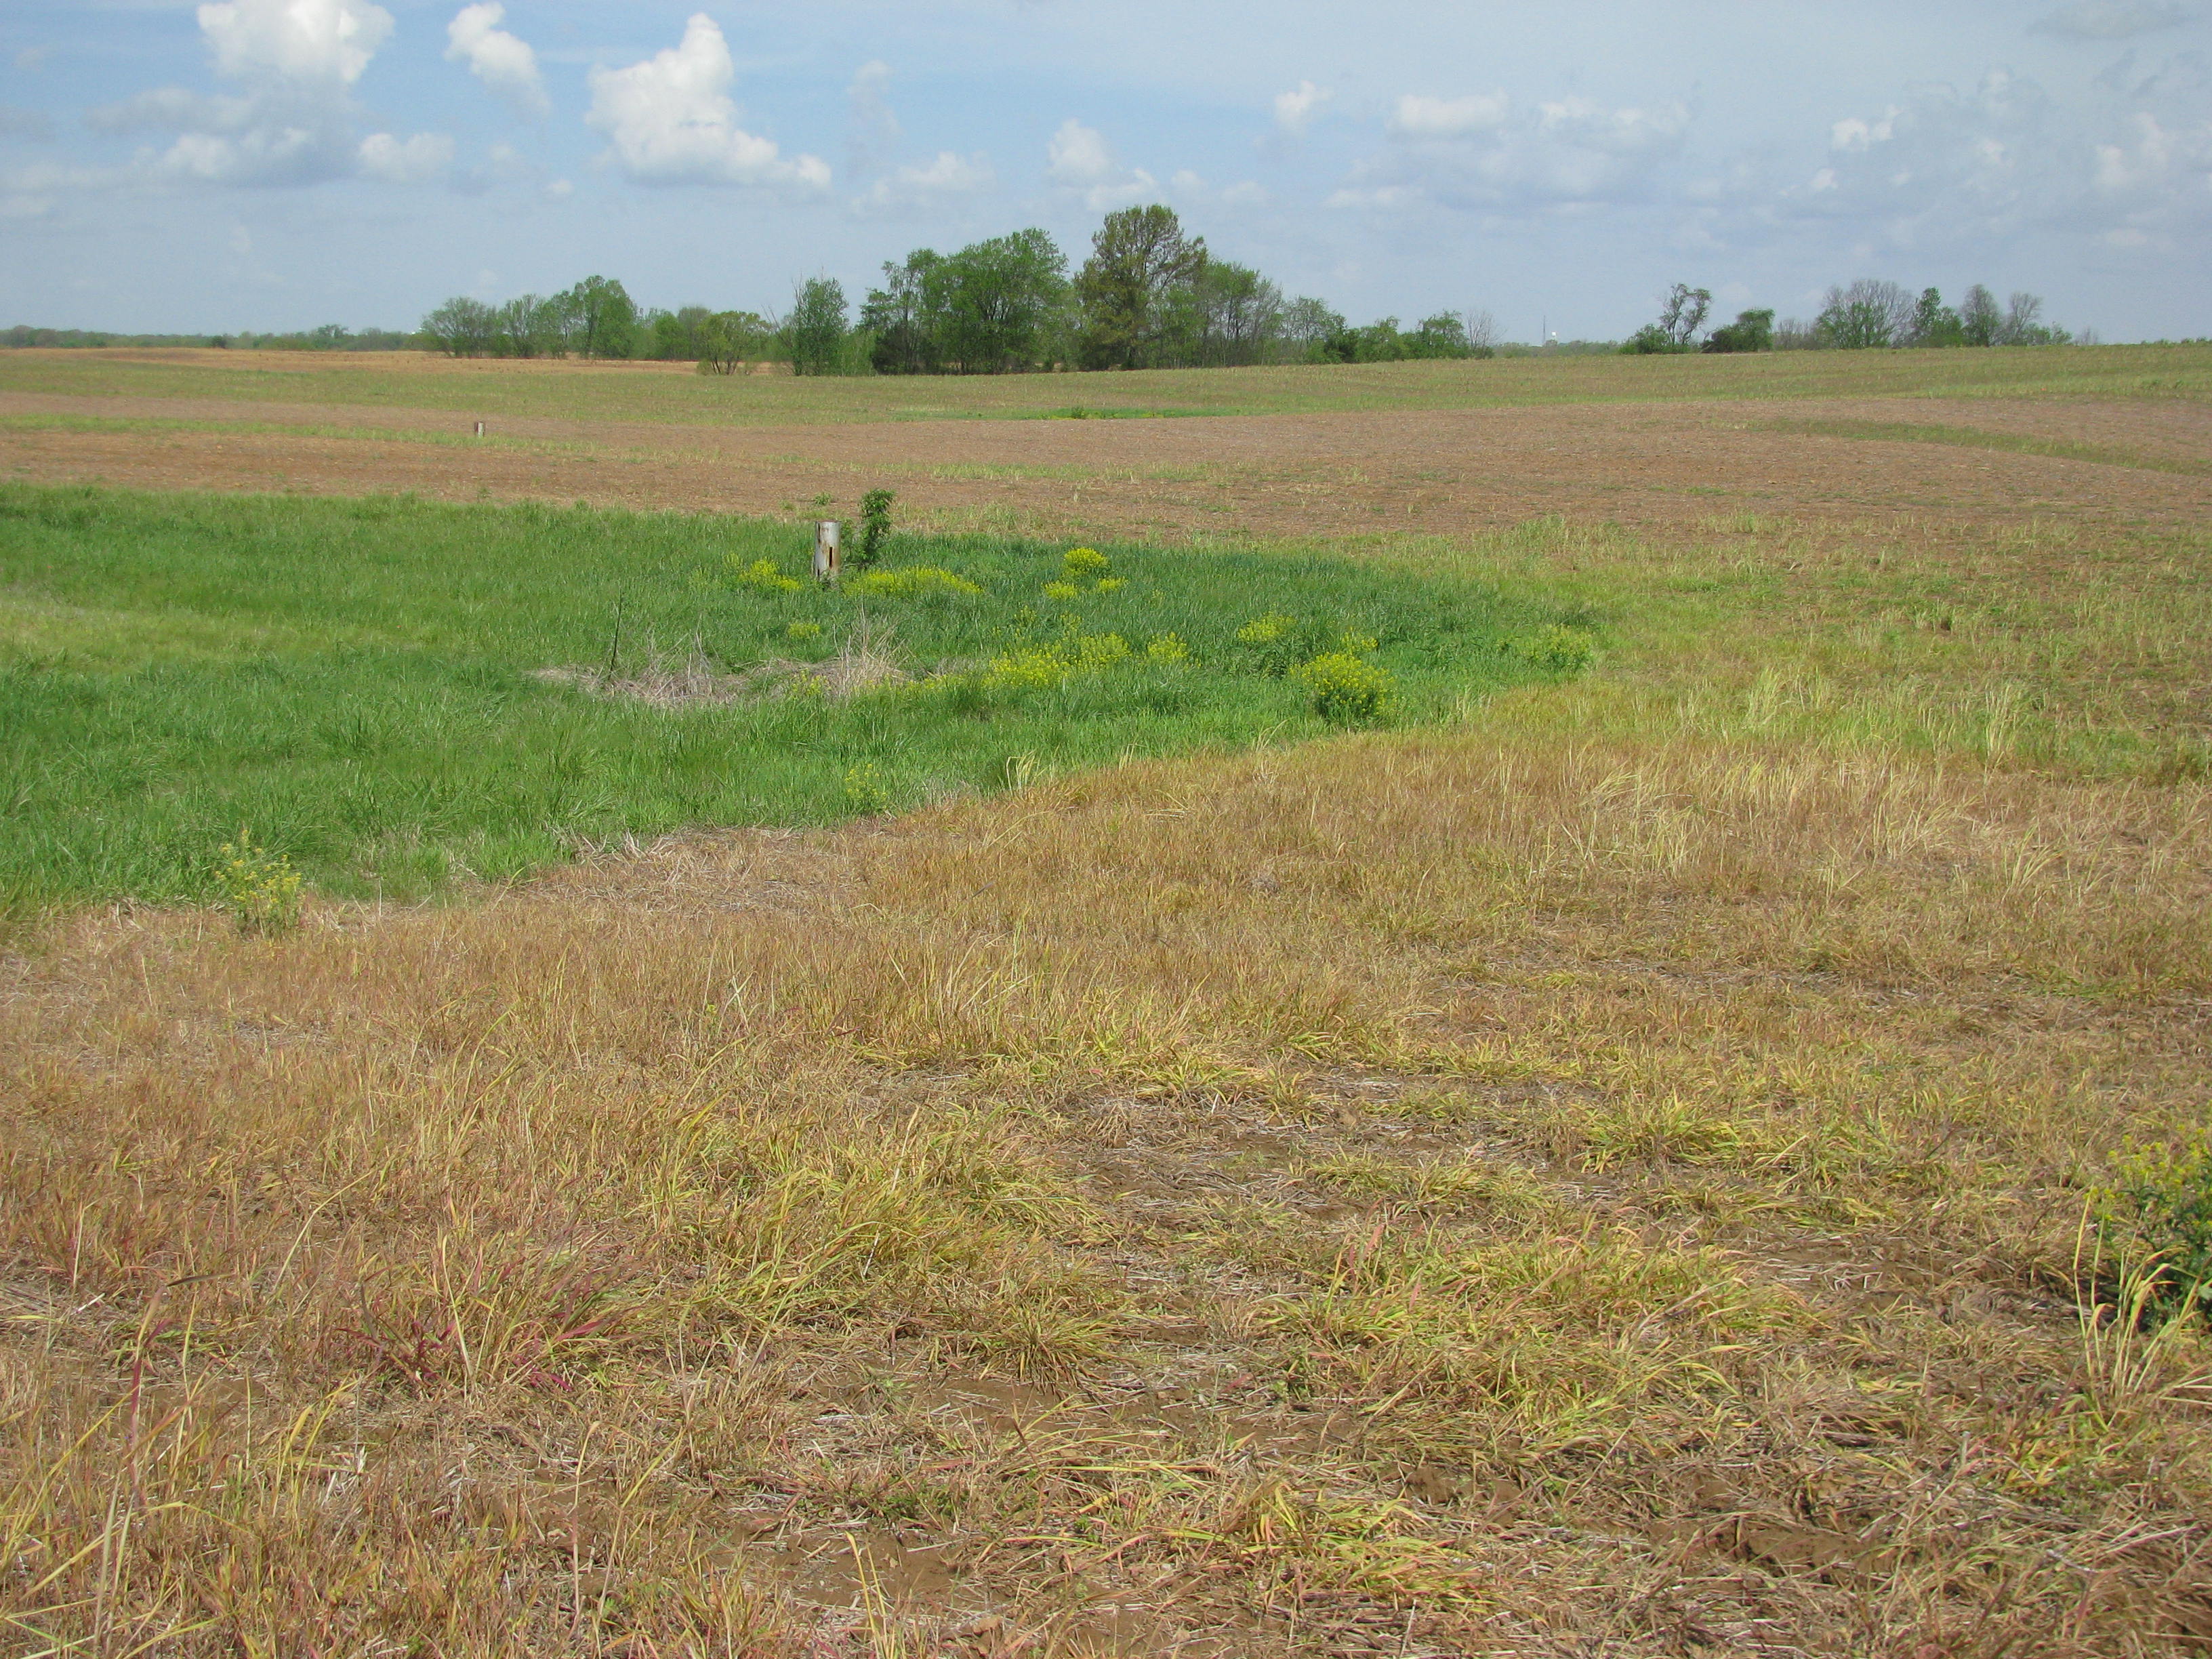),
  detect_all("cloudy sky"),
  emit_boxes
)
[3,0,2208,341]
